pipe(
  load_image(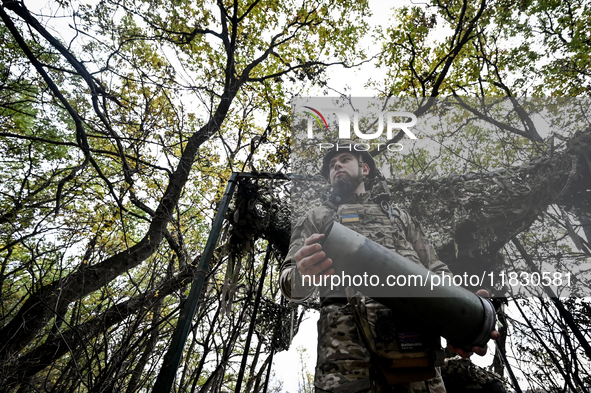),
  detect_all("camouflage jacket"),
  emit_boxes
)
[280,192,451,393]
